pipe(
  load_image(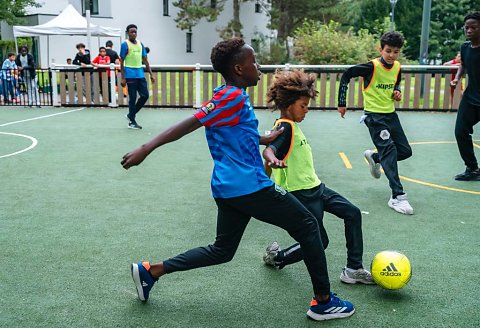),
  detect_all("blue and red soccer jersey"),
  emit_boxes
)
[194,85,273,198]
